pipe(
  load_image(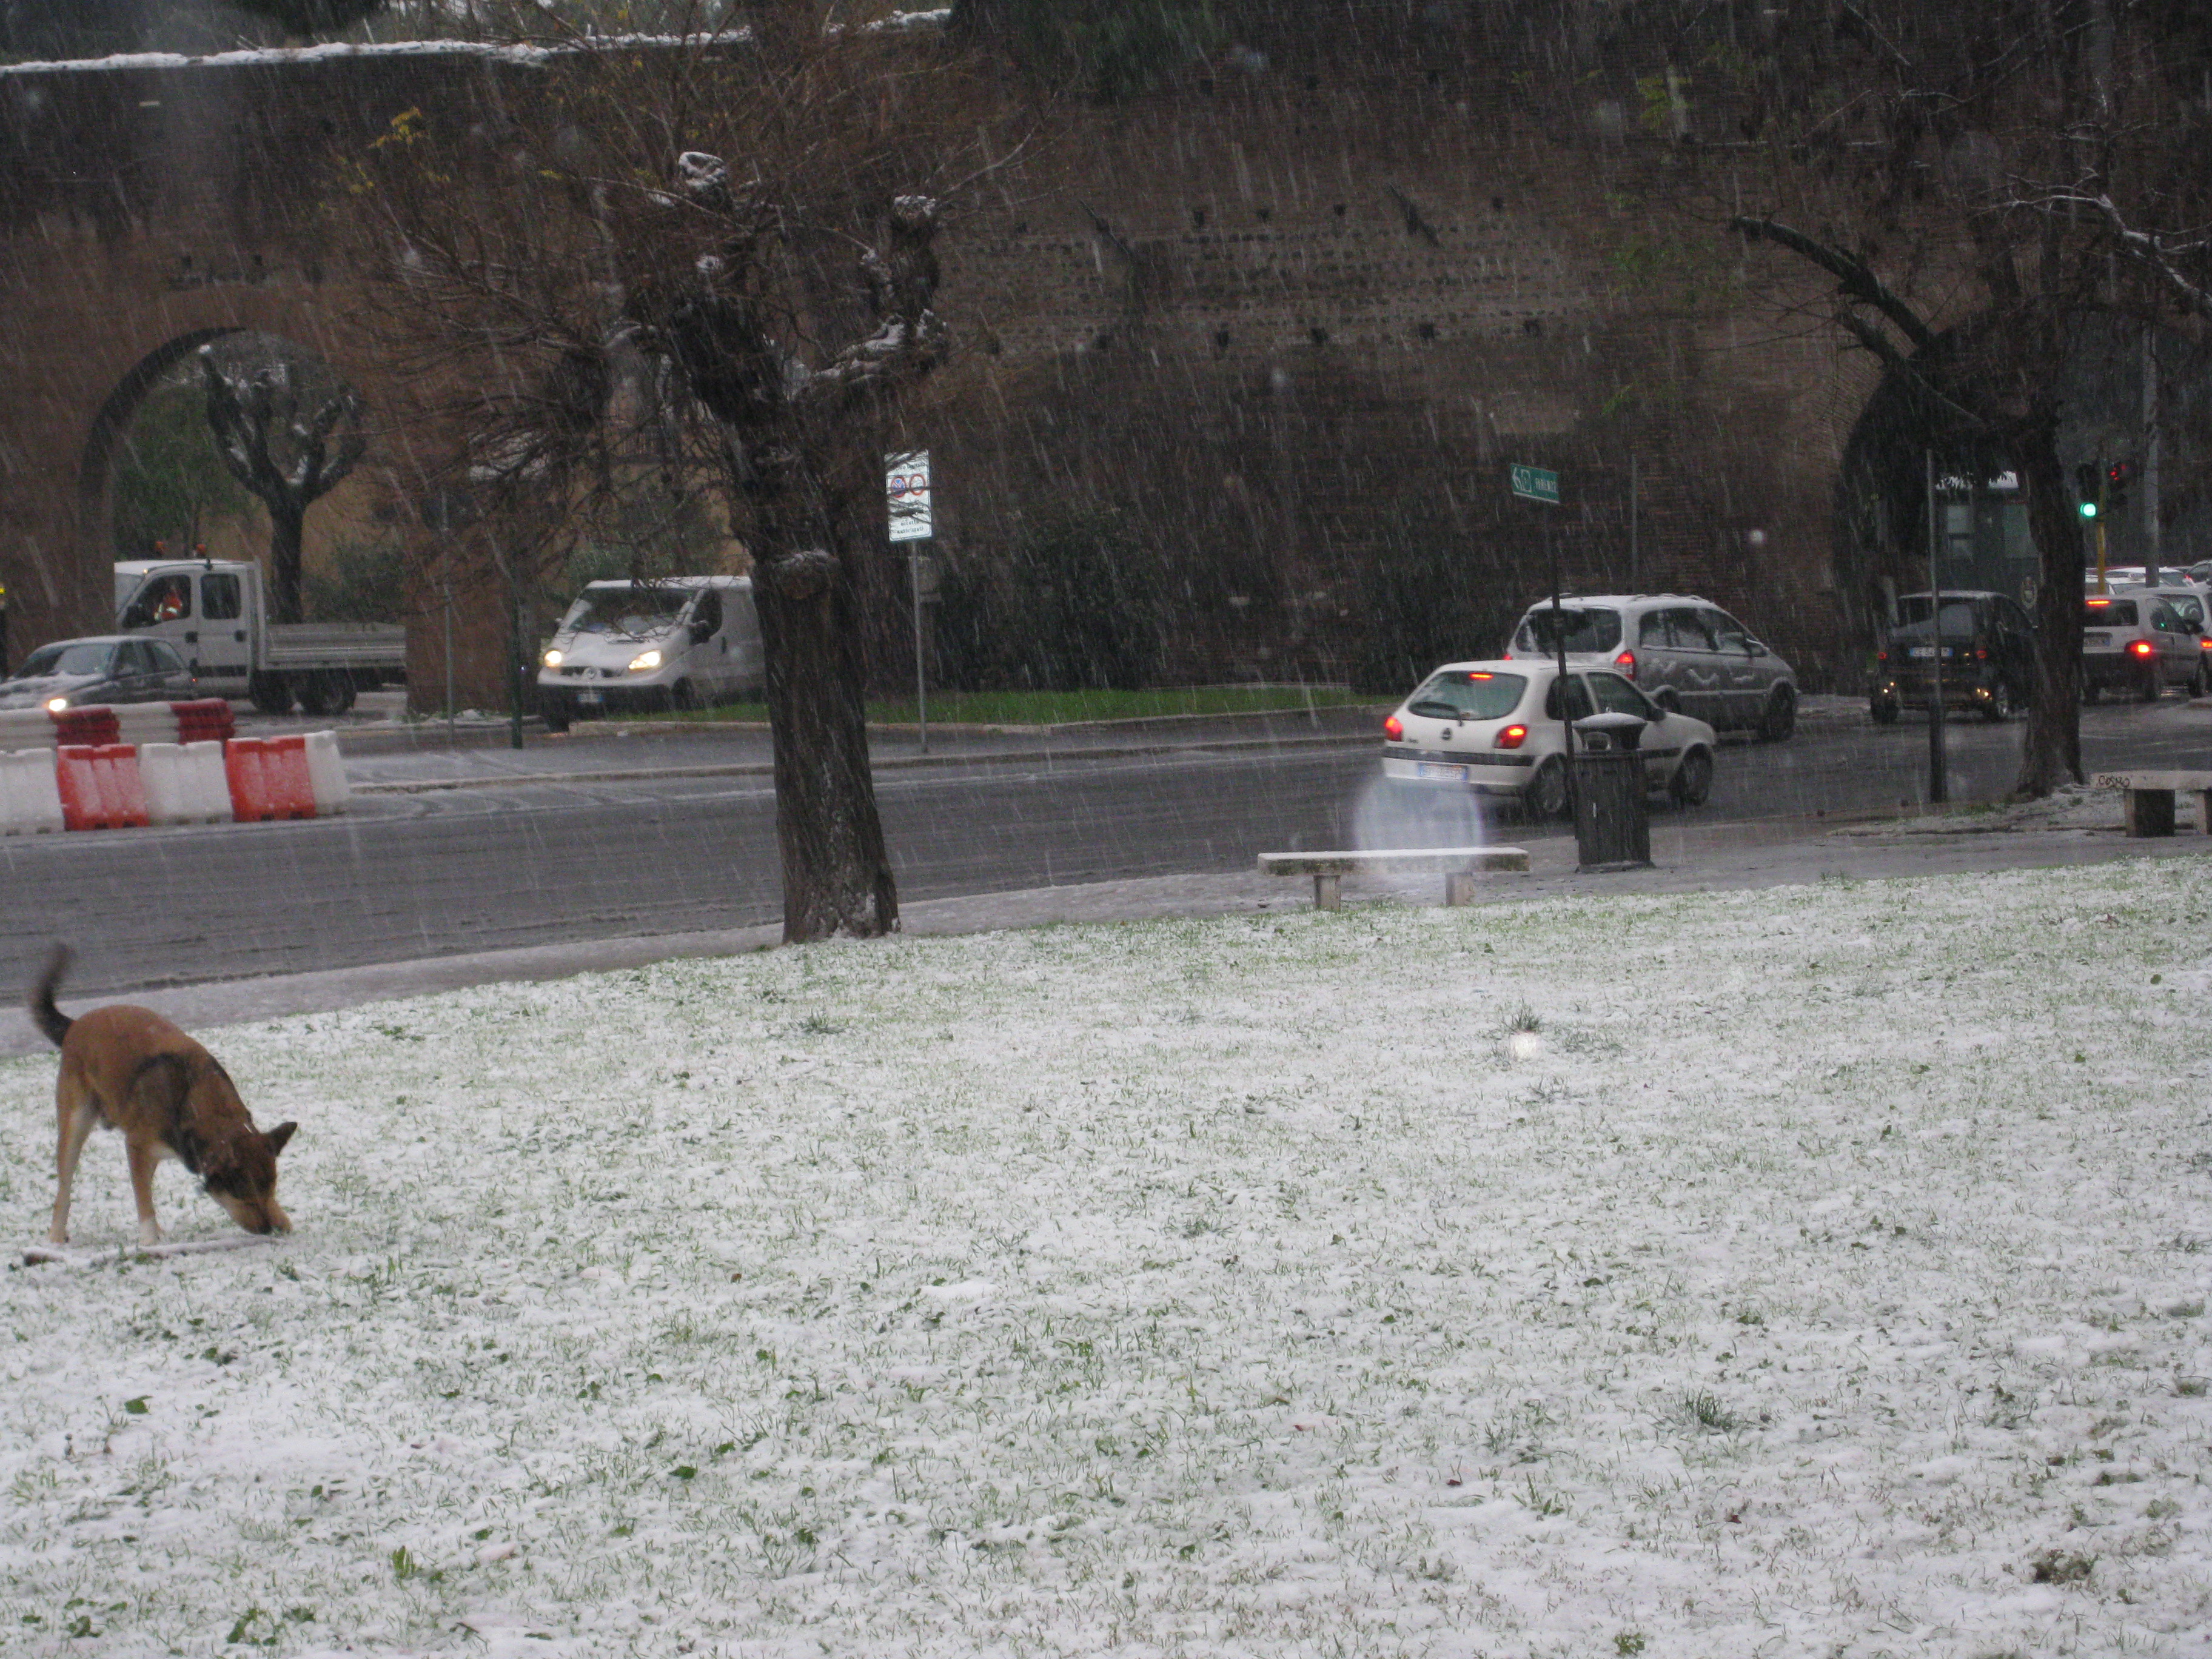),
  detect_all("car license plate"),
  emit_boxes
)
[1907,645,1935,659]
[2083,632,2109,648]
[1415,761,1467,782]
[575,690,603,706]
